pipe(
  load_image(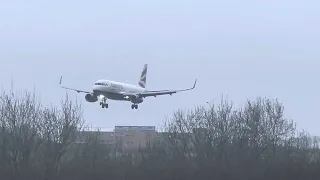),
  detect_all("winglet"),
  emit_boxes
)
[192,79,197,89]
[59,76,63,85]
[184,79,197,91]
